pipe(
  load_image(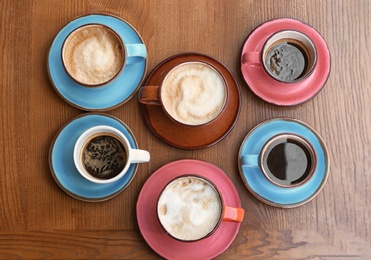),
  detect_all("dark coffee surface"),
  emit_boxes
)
[82,135,127,179]
[264,139,311,186]
[265,41,308,82]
